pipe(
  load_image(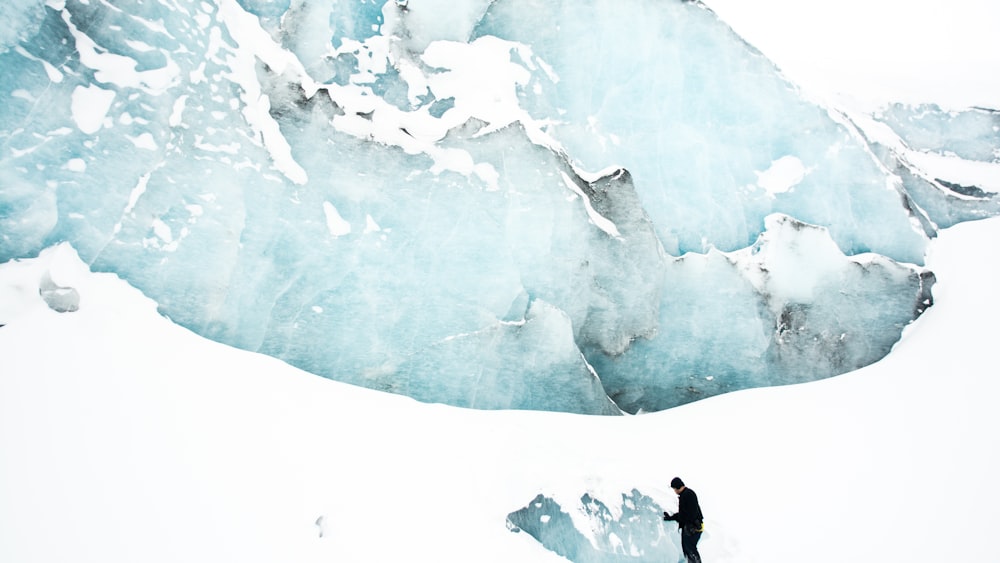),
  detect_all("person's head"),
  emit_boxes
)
[670,477,685,493]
